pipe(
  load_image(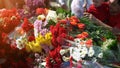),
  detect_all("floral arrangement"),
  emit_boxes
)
[45,16,104,68]
[44,10,118,67]
[0,3,119,68]
[0,8,21,51]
